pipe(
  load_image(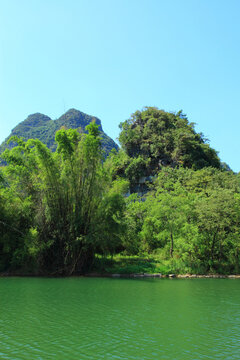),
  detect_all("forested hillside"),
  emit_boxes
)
[106,107,222,194]
[0,107,239,276]
[119,107,220,170]
[0,109,118,157]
